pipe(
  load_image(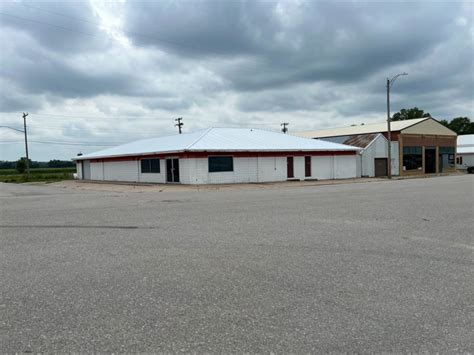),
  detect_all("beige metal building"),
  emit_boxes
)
[295,117,457,176]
